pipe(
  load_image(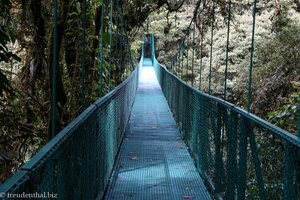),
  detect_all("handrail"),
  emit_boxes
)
[0,59,142,199]
[160,64,300,147]
[150,34,300,199]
